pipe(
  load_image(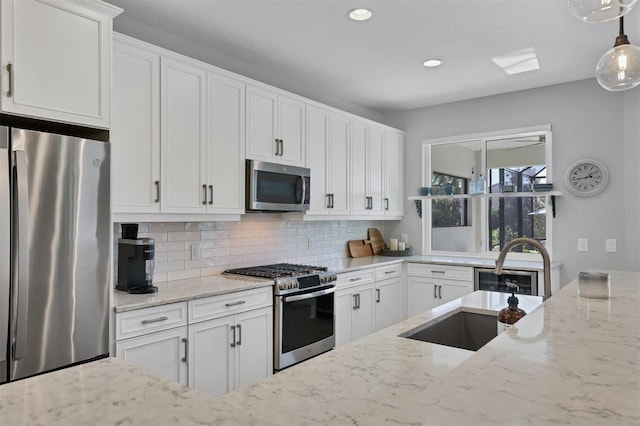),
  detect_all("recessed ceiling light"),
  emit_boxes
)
[349,8,372,21]
[422,59,443,68]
